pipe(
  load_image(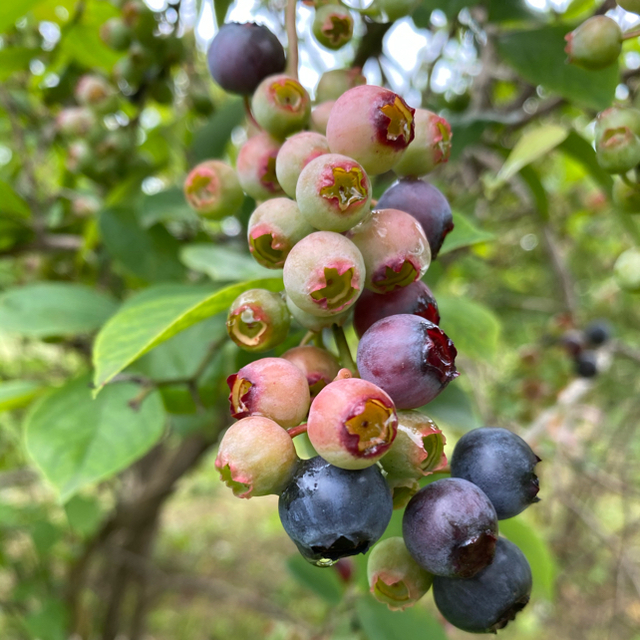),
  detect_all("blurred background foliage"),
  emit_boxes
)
[0,0,639,638]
